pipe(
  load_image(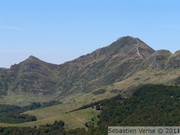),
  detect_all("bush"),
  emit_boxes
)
[92,89,105,95]
[95,104,101,110]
